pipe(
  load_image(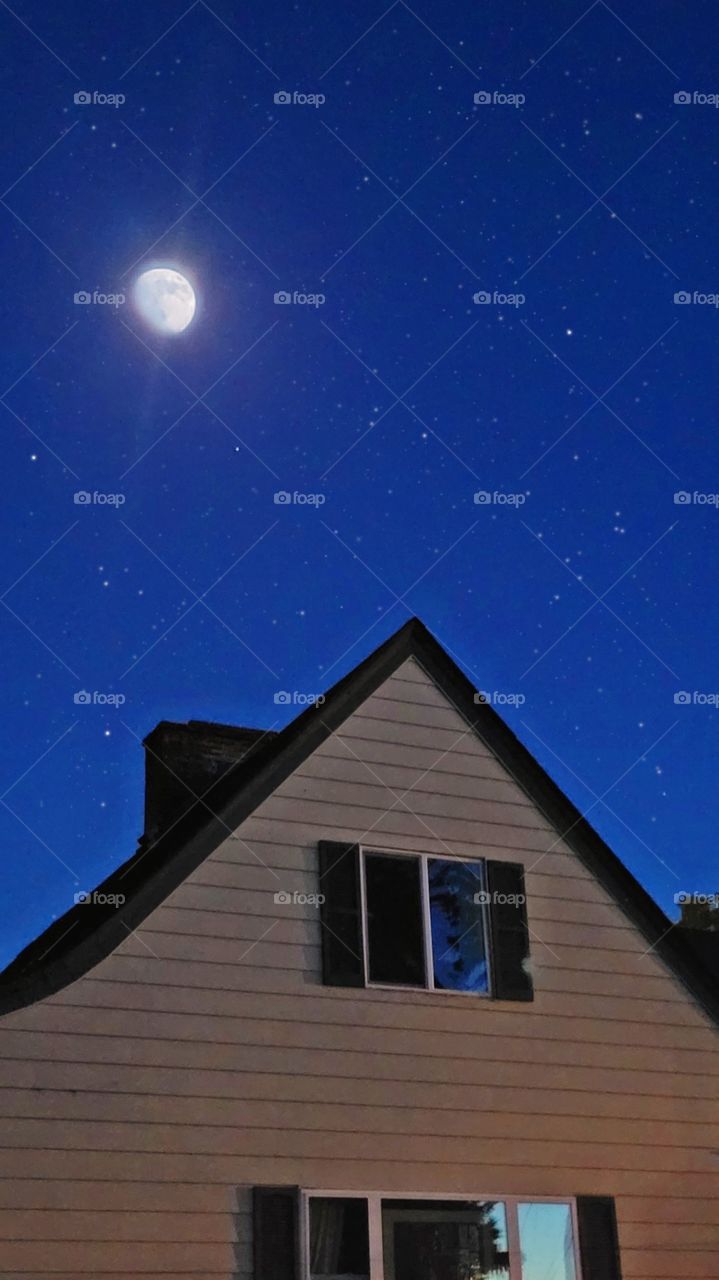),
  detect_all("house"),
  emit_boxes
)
[0,617,717,1279]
